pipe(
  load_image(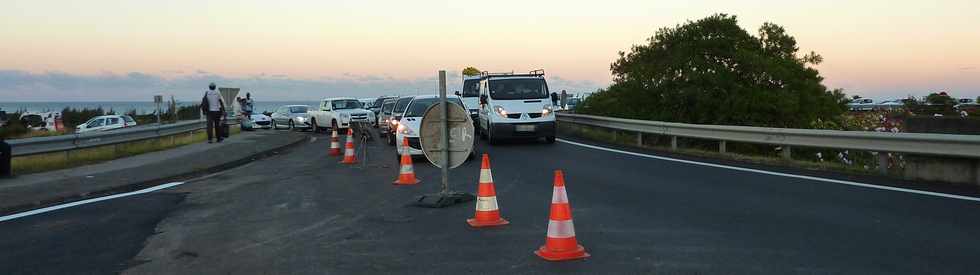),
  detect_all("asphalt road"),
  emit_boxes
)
[1,128,978,274]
